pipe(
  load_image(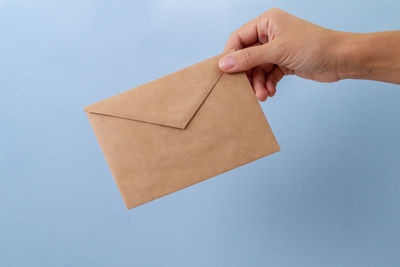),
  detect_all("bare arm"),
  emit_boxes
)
[338,31,400,84]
